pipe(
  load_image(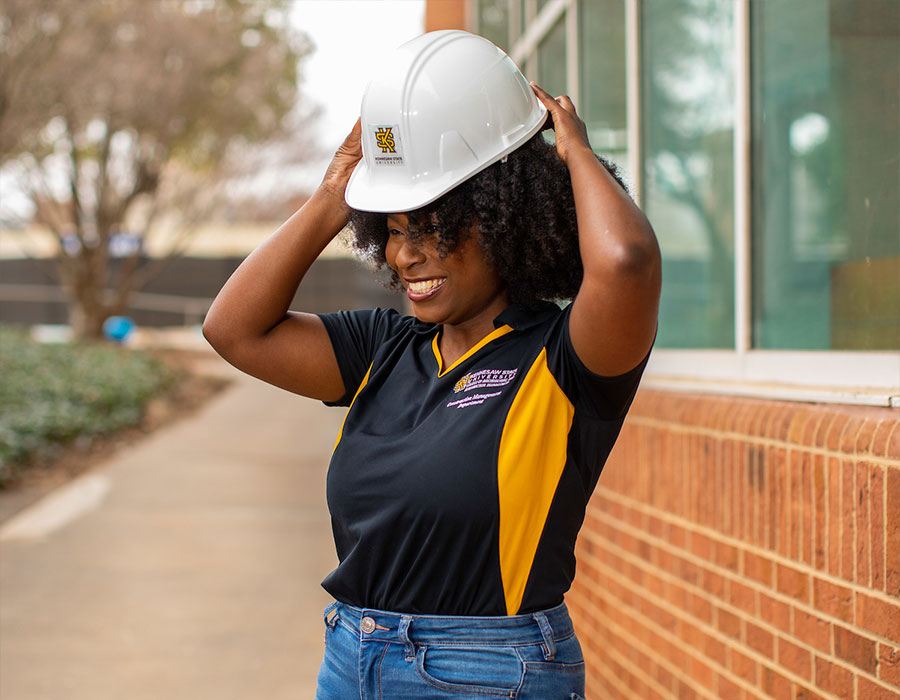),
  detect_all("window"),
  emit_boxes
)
[474,0,899,403]
[536,14,567,98]
[642,0,736,348]
[579,0,628,170]
[751,0,900,350]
